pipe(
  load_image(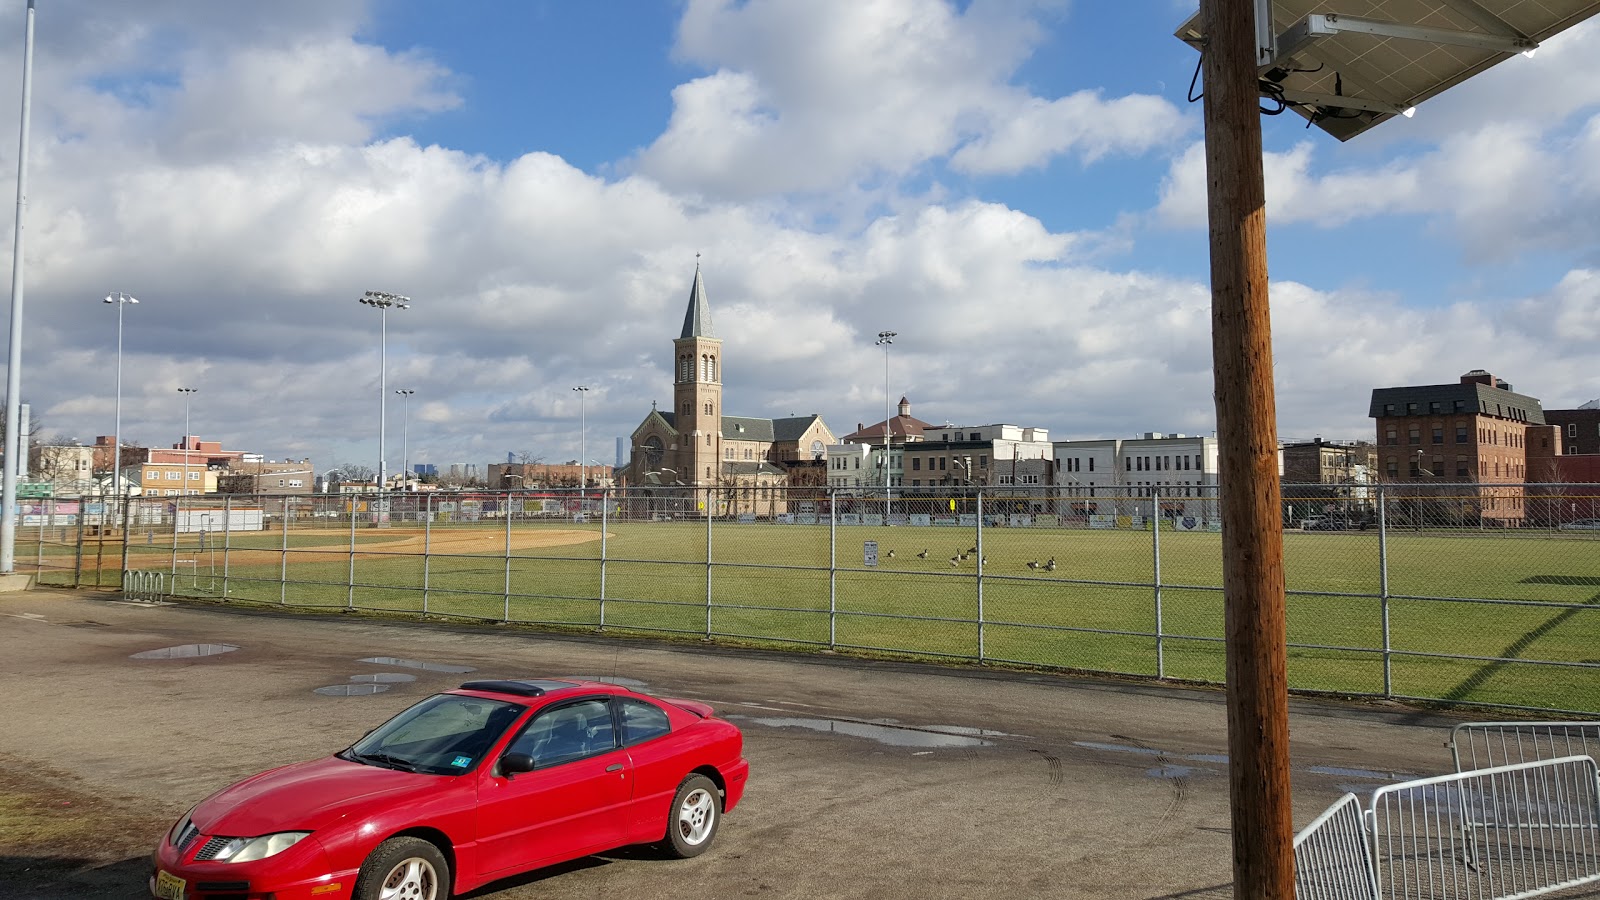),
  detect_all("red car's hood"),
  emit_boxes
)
[194,756,442,836]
